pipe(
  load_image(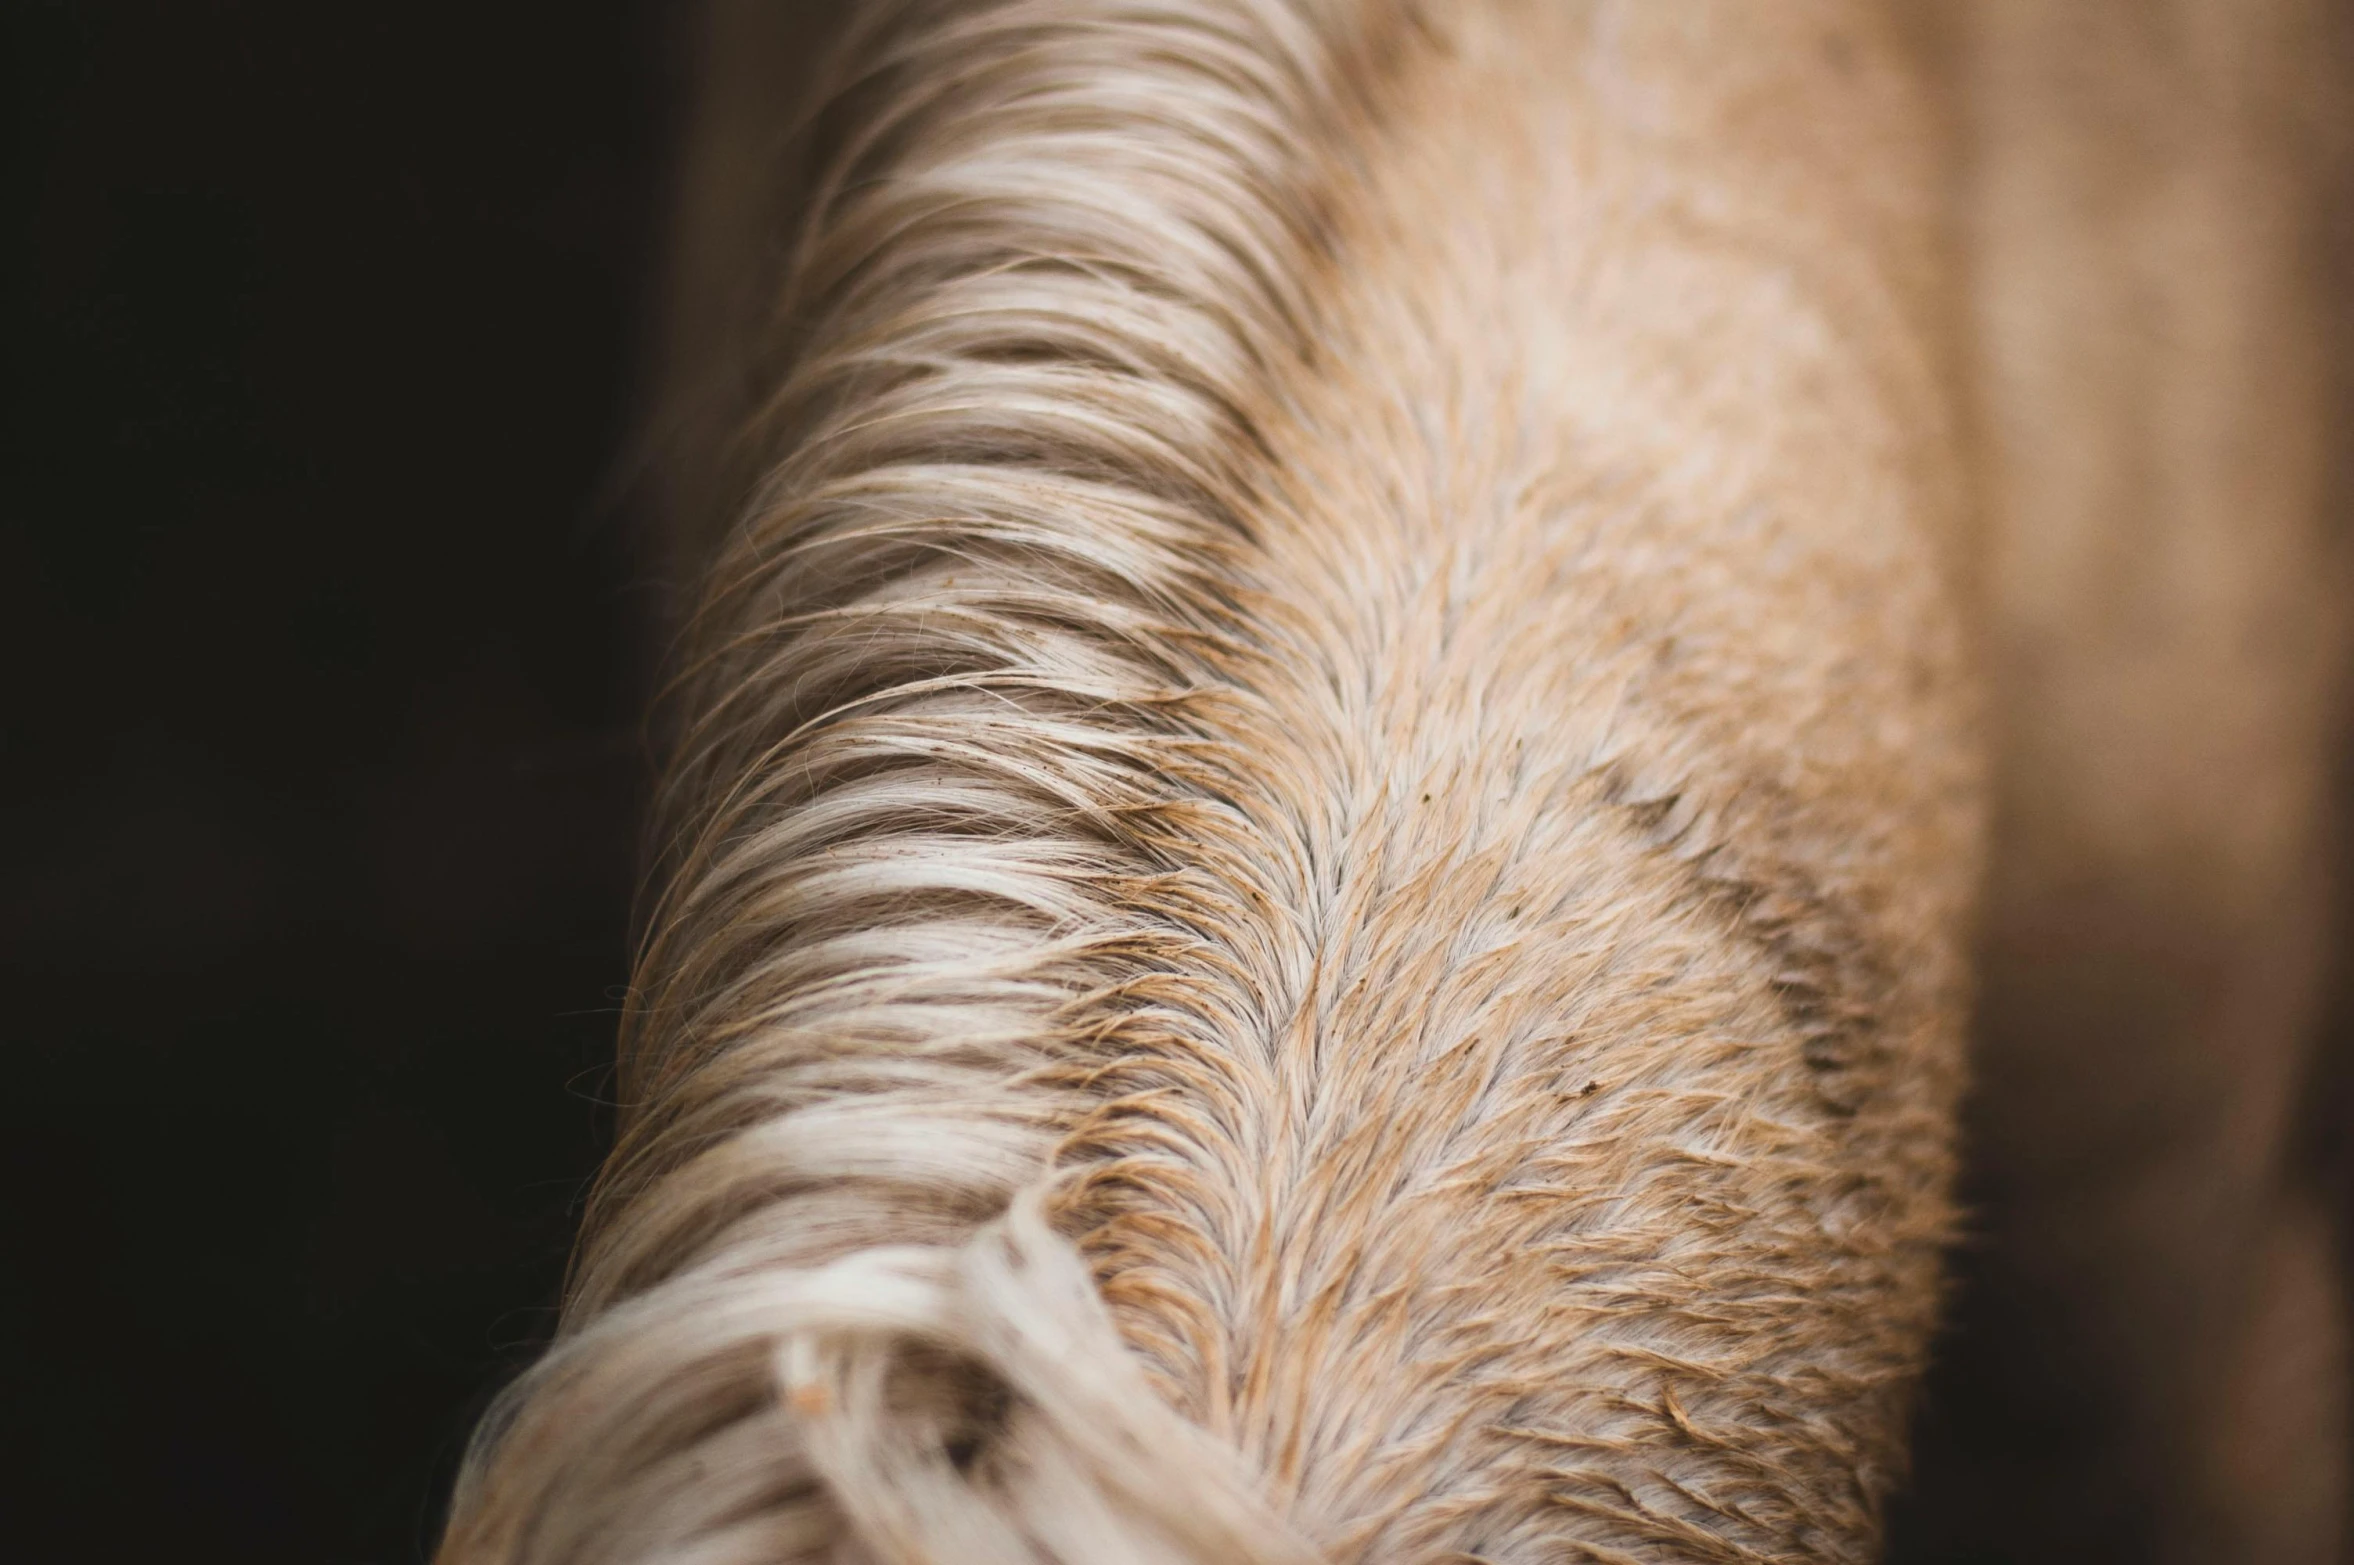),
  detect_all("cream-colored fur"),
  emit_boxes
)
[438,2,2349,1561]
